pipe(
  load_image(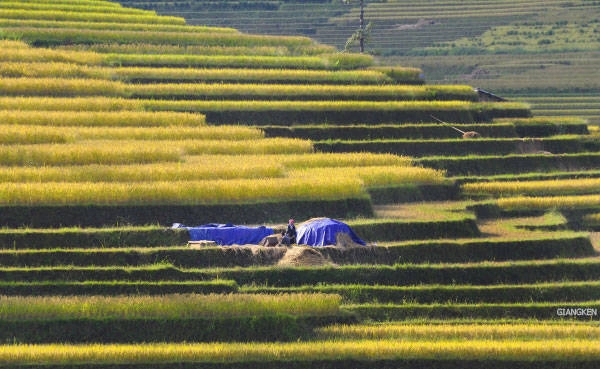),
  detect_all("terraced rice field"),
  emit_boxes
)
[139,1,600,126]
[392,53,600,124]
[122,0,596,52]
[1,1,599,368]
